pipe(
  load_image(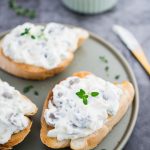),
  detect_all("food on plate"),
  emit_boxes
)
[0,23,89,80]
[40,71,135,150]
[0,80,37,149]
